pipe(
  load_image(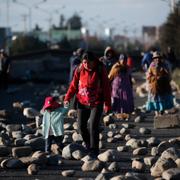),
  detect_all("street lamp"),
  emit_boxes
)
[13,0,47,32]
